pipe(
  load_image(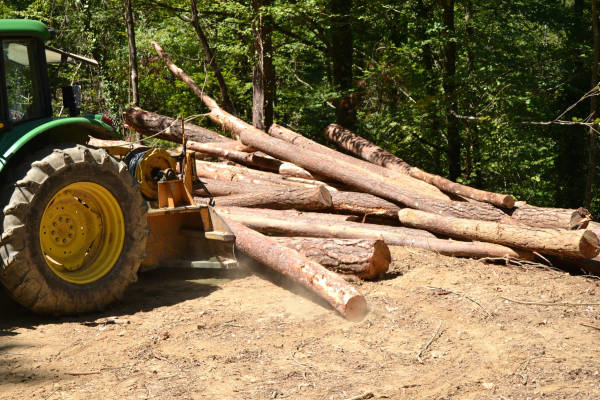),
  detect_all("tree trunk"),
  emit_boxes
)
[215,206,360,223]
[586,0,600,208]
[194,160,339,192]
[151,42,512,221]
[124,0,139,107]
[251,0,275,131]
[189,0,236,114]
[398,208,600,259]
[324,123,515,208]
[441,0,460,181]
[224,219,367,321]
[219,206,531,260]
[193,177,280,197]
[187,143,313,178]
[509,203,591,230]
[273,237,390,279]
[269,123,450,201]
[329,0,355,128]
[200,186,332,211]
[331,191,401,218]
[123,107,231,143]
